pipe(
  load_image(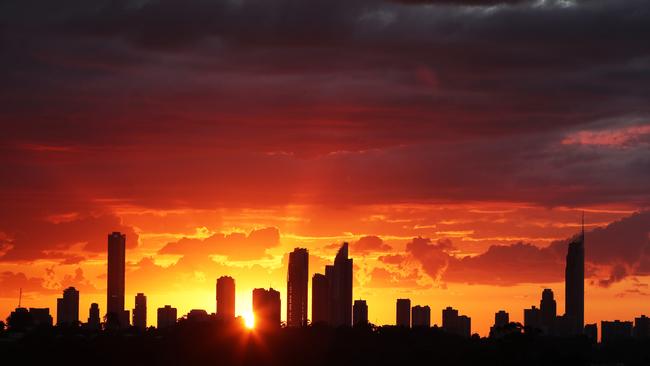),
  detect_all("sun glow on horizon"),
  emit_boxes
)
[242,310,255,329]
